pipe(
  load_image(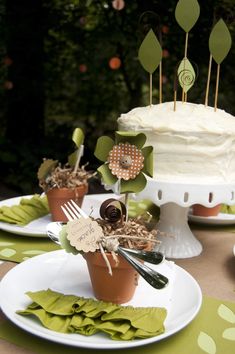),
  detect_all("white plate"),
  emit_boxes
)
[188,212,235,225]
[0,250,202,349]
[0,194,114,237]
